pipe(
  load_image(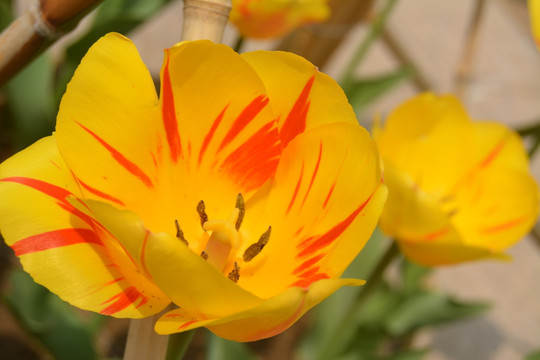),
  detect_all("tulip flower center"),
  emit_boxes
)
[177,193,271,283]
